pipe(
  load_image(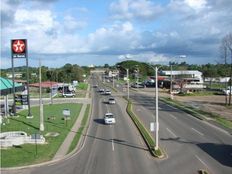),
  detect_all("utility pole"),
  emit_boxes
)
[39,59,44,131]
